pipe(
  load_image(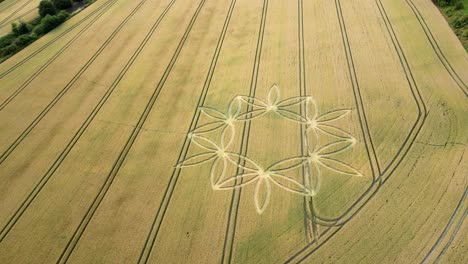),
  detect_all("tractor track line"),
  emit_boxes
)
[423,188,467,263]
[56,0,206,262]
[290,0,382,231]
[298,0,374,229]
[356,148,462,263]
[434,206,467,263]
[405,0,468,97]
[0,6,35,30]
[0,0,34,27]
[375,0,427,183]
[334,0,381,177]
[285,0,428,260]
[136,0,237,262]
[0,0,146,166]
[0,0,119,111]
[297,0,313,243]
[304,0,429,225]
[295,0,317,244]
[0,0,117,78]
[298,0,381,236]
[0,0,151,244]
[222,0,268,263]
[0,0,20,13]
